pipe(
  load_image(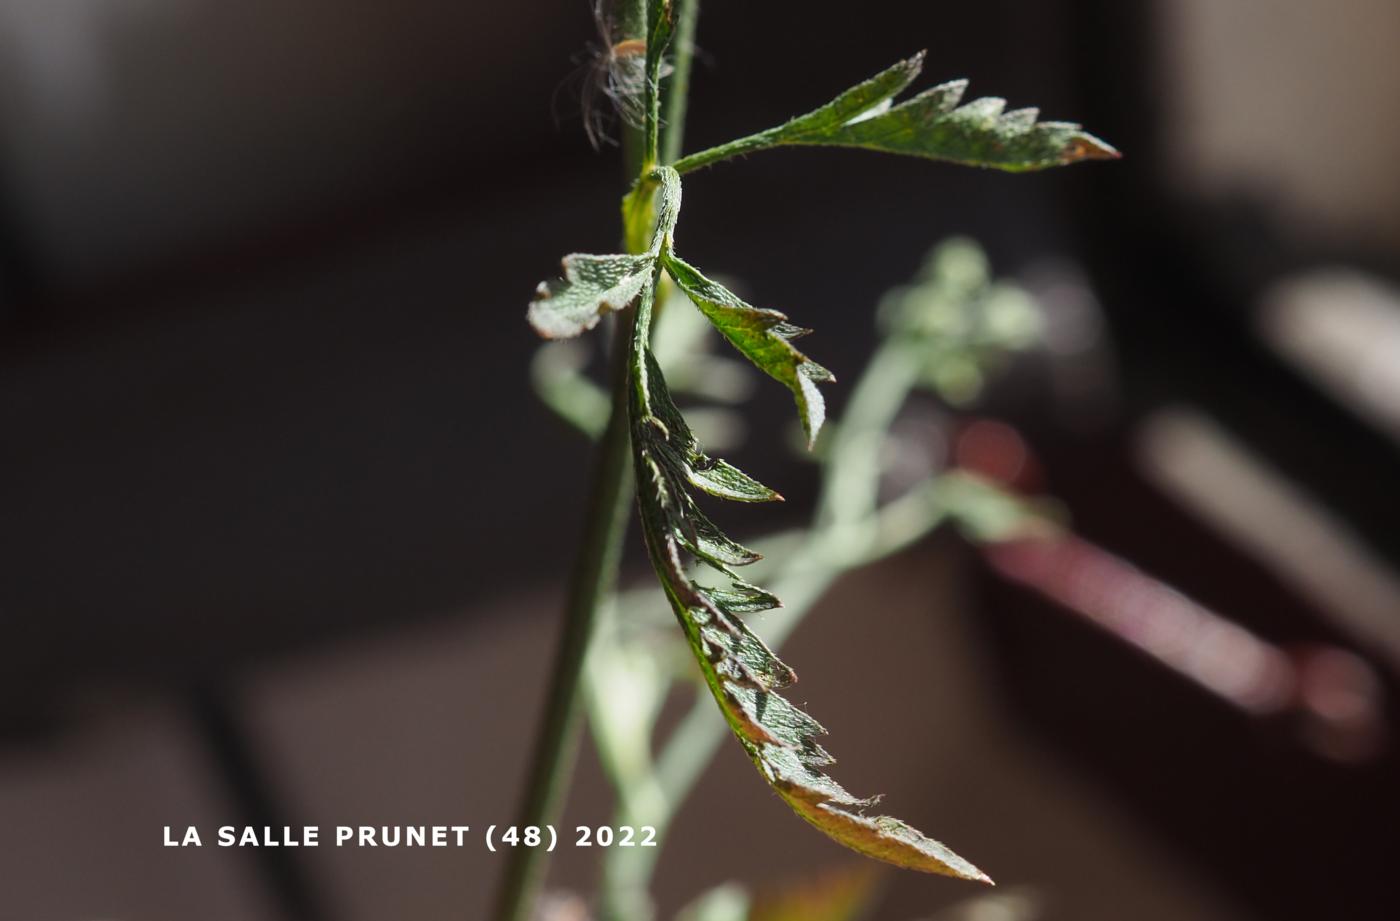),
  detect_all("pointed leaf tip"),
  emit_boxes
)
[1061,131,1121,163]
[783,53,930,136]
